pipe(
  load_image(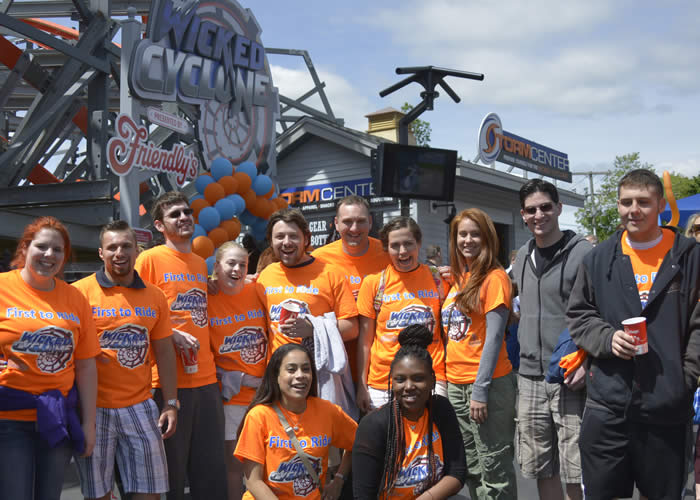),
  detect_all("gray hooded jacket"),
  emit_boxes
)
[513,231,592,376]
